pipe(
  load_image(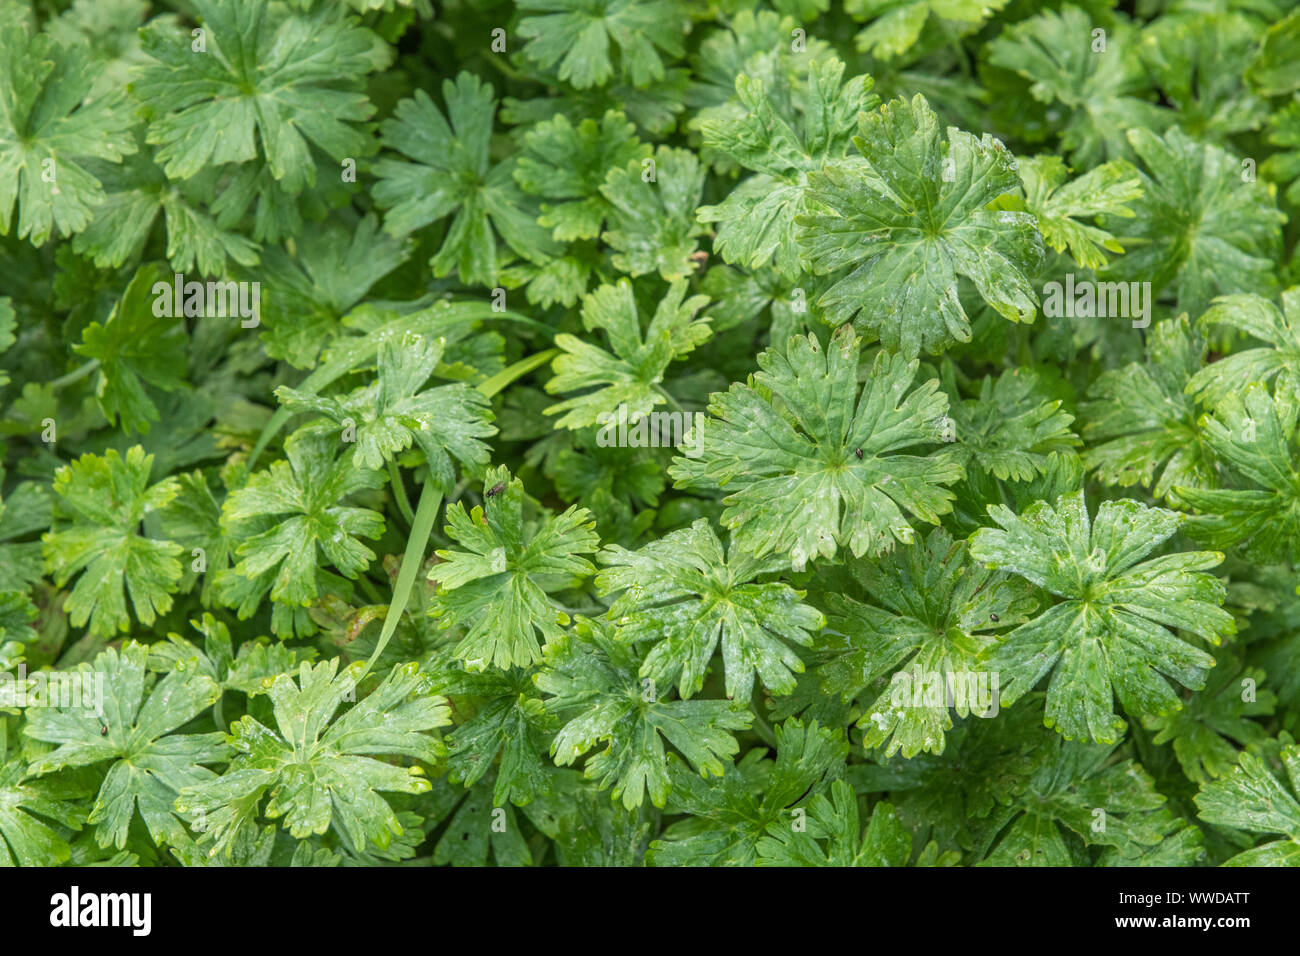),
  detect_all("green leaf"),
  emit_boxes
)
[535,616,752,809]
[756,780,911,866]
[943,366,1080,482]
[697,58,879,279]
[278,330,495,491]
[1140,12,1270,143]
[1082,315,1215,503]
[988,6,1167,167]
[978,737,1173,865]
[1186,288,1300,409]
[1144,654,1274,786]
[43,446,184,638]
[72,143,260,276]
[998,155,1142,271]
[817,528,1037,757]
[850,0,1010,61]
[545,278,712,429]
[430,659,554,808]
[515,110,649,241]
[601,146,707,280]
[373,72,559,286]
[430,467,599,670]
[798,94,1043,355]
[670,325,963,570]
[1245,7,1300,96]
[646,718,847,866]
[73,263,188,434]
[0,739,90,866]
[133,0,385,193]
[0,5,138,245]
[969,490,1233,743]
[1178,382,1300,565]
[597,518,824,701]
[1195,745,1300,865]
[1103,126,1285,318]
[176,659,449,856]
[219,430,386,616]
[25,642,227,850]
[257,214,412,369]
[516,0,690,90]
